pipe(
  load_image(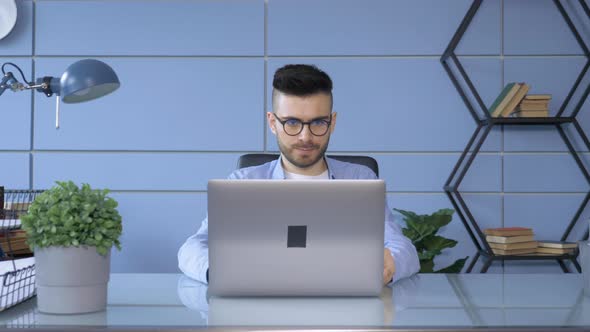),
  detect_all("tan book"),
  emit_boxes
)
[520,99,550,106]
[486,235,535,244]
[519,107,549,113]
[0,231,29,251]
[0,236,28,243]
[0,230,27,239]
[0,241,30,251]
[537,241,578,249]
[524,94,551,100]
[514,110,549,118]
[4,248,32,255]
[0,246,30,252]
[0,236,27,243]
[536,247,574,255]
[492,248,537,255]
[489,241,538,250]
[521,252,562,256]
[500,83,530,117]
[0,238,28,245]
[0,246,29,252]
[484,227,533,237]
[3,202,31,211]
[518,104,548,111]
[491,83,521,117]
